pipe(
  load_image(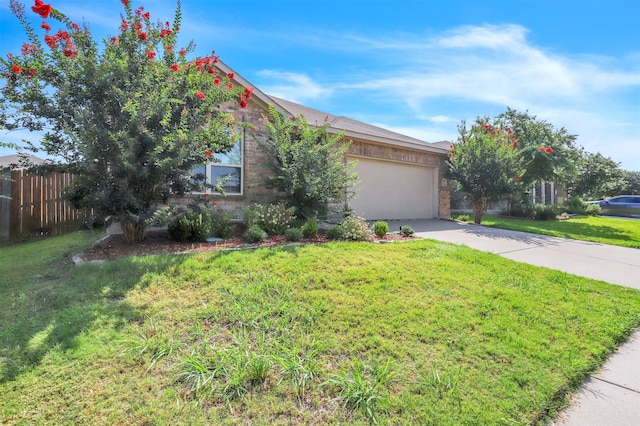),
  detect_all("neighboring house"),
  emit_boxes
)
[0,154,45,169]
[176,61,451,221]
